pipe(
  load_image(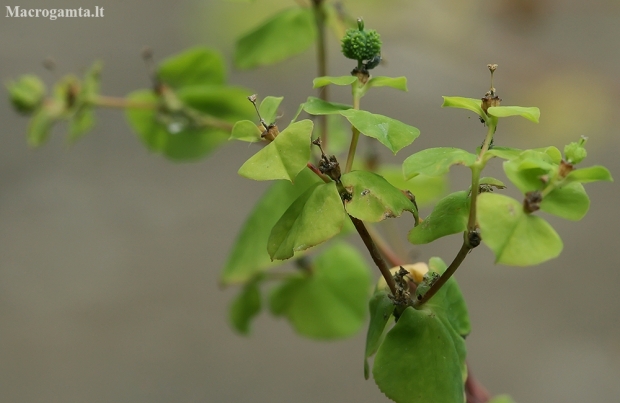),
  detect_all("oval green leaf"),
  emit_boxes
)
[478,193,563,266]
[220,169,321,285]
[364,291,394,379]
[302,96,352,115]
[230,120,262,142]
[238,119,314,182]
[268,182,345,260]
[313,75,357,88]
[541,182,590,221]
[566,166,613,184]
[158,47,226,88]
[403,147,477,179]
[408,191,469,245]
[229,275,263,334]
[377,165,448,207]
[373,307,464,403]
[341,171,417,222]
[268,242,371,339]
[340,109,420,154]
[259,96,284,125]
[442,96,486,119]
[488,105,540,123]
[235,7,316,69]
